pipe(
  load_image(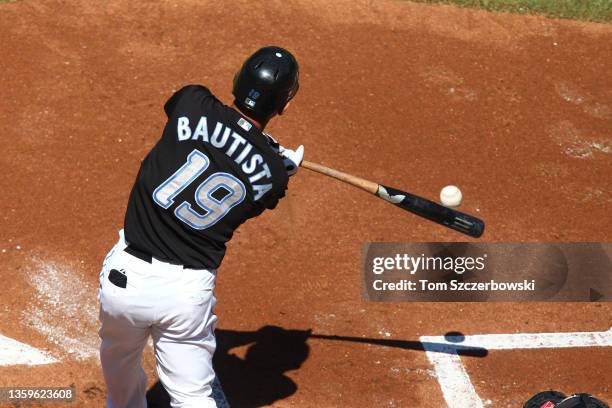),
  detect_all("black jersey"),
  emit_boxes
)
[124,85,289,269]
